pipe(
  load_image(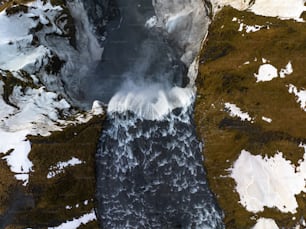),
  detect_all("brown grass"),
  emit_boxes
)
[195,7,306,228]
[4,115,105,228]
[0,0,34,12]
